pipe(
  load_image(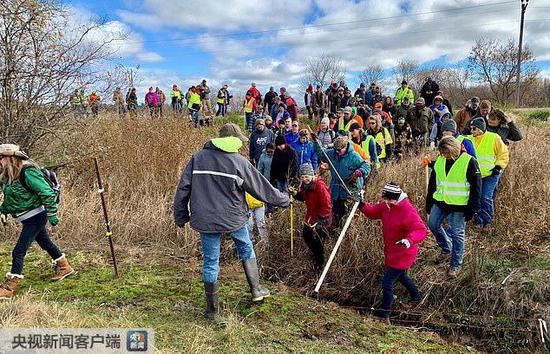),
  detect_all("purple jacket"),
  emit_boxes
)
[145,92,159,107]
